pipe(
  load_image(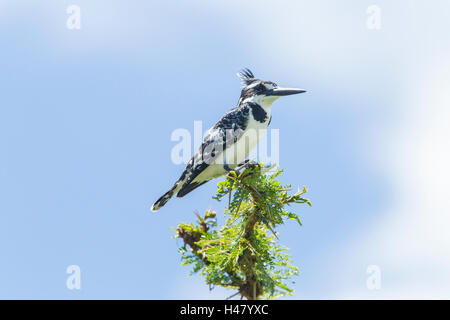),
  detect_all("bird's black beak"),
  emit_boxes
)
[267,87,306,96]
